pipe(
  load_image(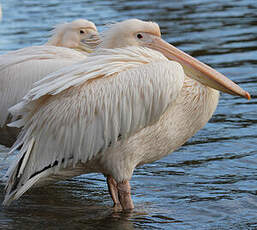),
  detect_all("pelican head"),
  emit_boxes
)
[101,19,250,99]
[46,19,100,53]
